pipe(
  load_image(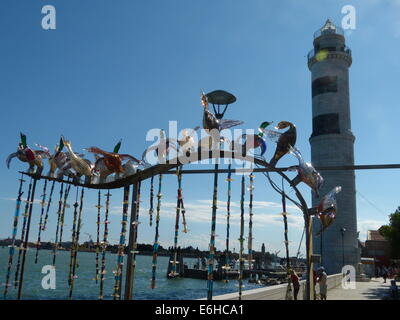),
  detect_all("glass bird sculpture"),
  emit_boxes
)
[200,91,243,150]
[86,140,141,181]
[178,126,200,156]
[231,121,272,157]
[201,91,243,132]
[35,137,76,179]
[142,130,178,166]
[62,136,93,184]
[6,133,50,175]
[260,121,297,167]
[289,146,324,197]
[316,186,342,235]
